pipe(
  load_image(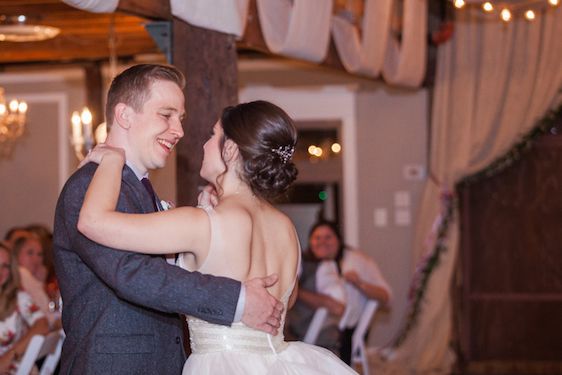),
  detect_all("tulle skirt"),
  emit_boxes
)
[182,341,358,374]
